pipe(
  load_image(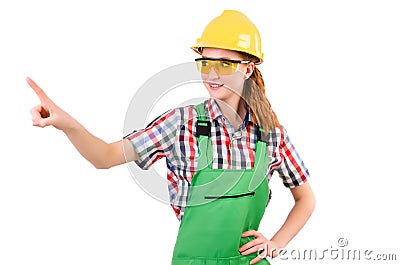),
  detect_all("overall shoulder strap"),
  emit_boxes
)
[250,126,270,190]
[254,126,270,170]
[195,102,212,169]
[195,102,207,121]
[257,127,268,143]
[195,102,211,137]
